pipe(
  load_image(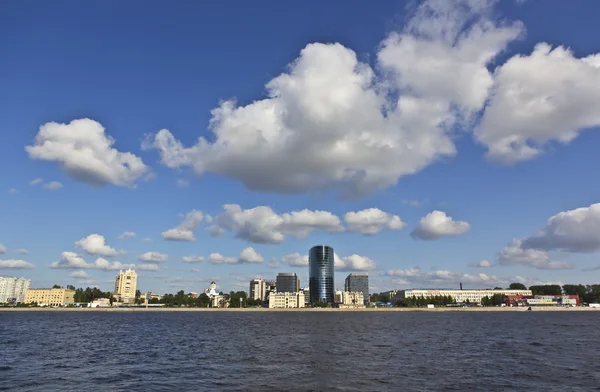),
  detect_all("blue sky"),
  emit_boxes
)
[2,0,600,294]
